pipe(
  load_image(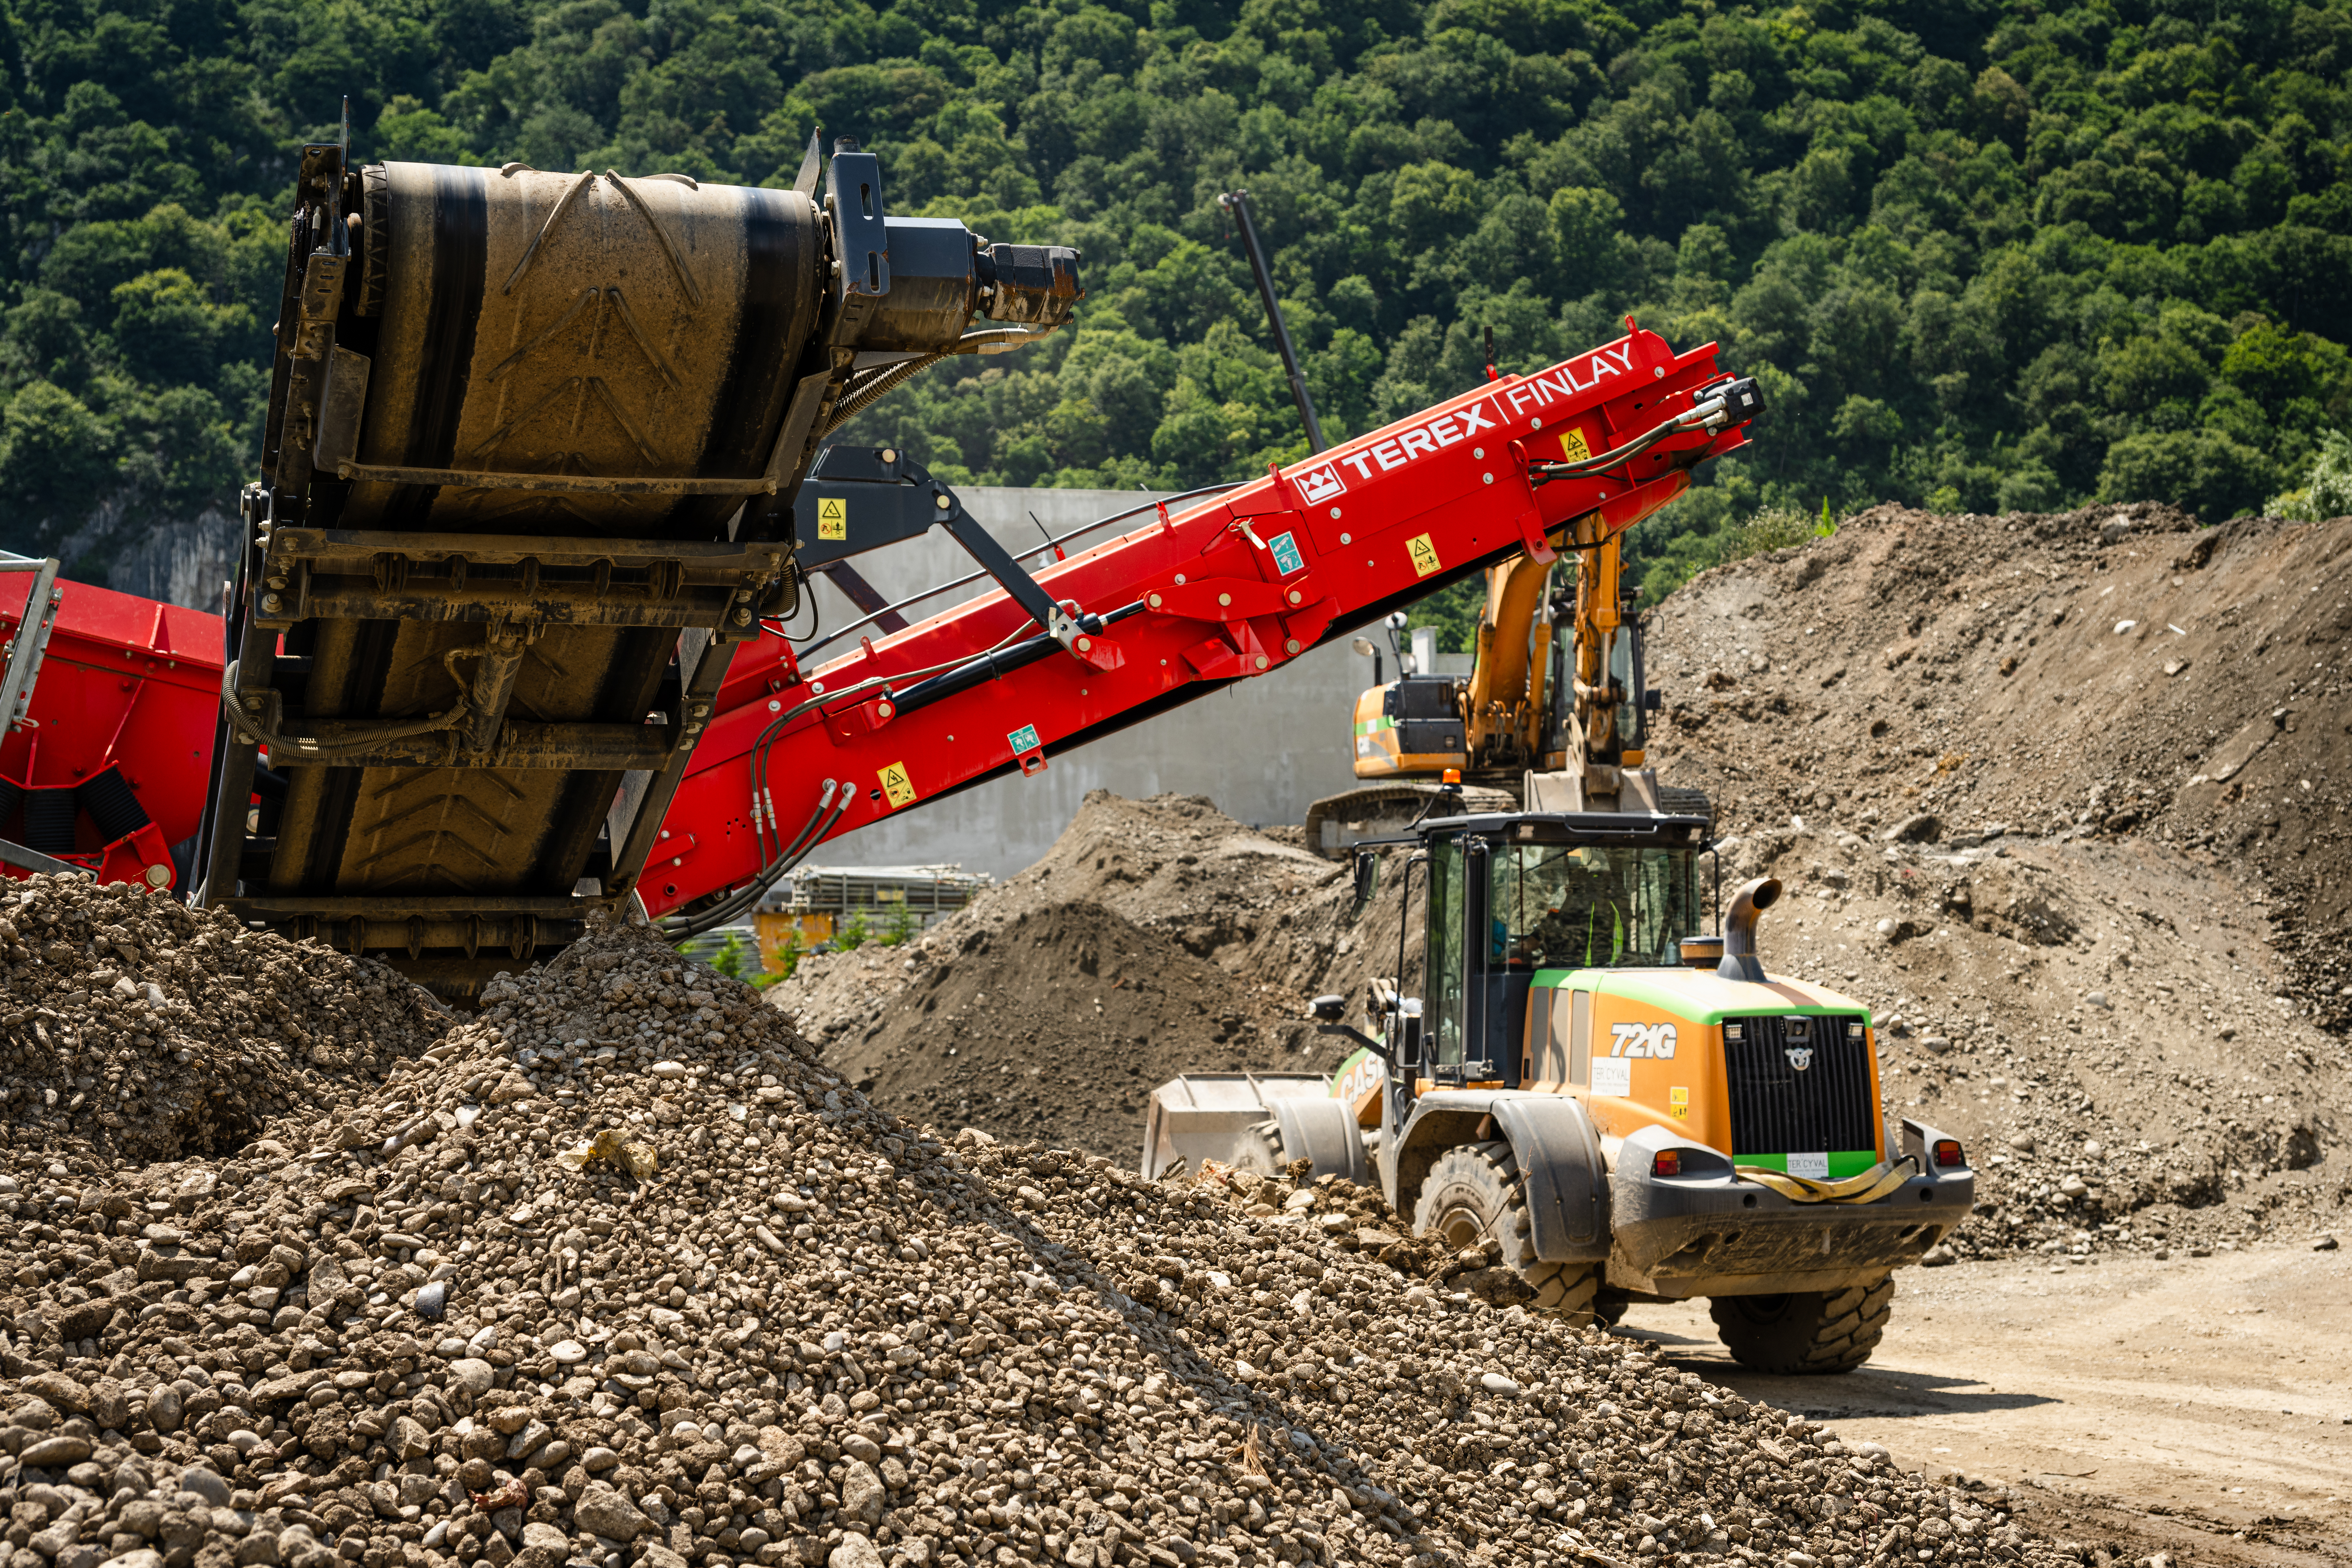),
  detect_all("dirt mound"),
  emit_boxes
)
[1643,502,2352,1263]
[0,922,2083,1568]
[1651,500,2351,1026]
[774,794,1420,1164]
[787,901,1344,1163]
[0,871,448,1165]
